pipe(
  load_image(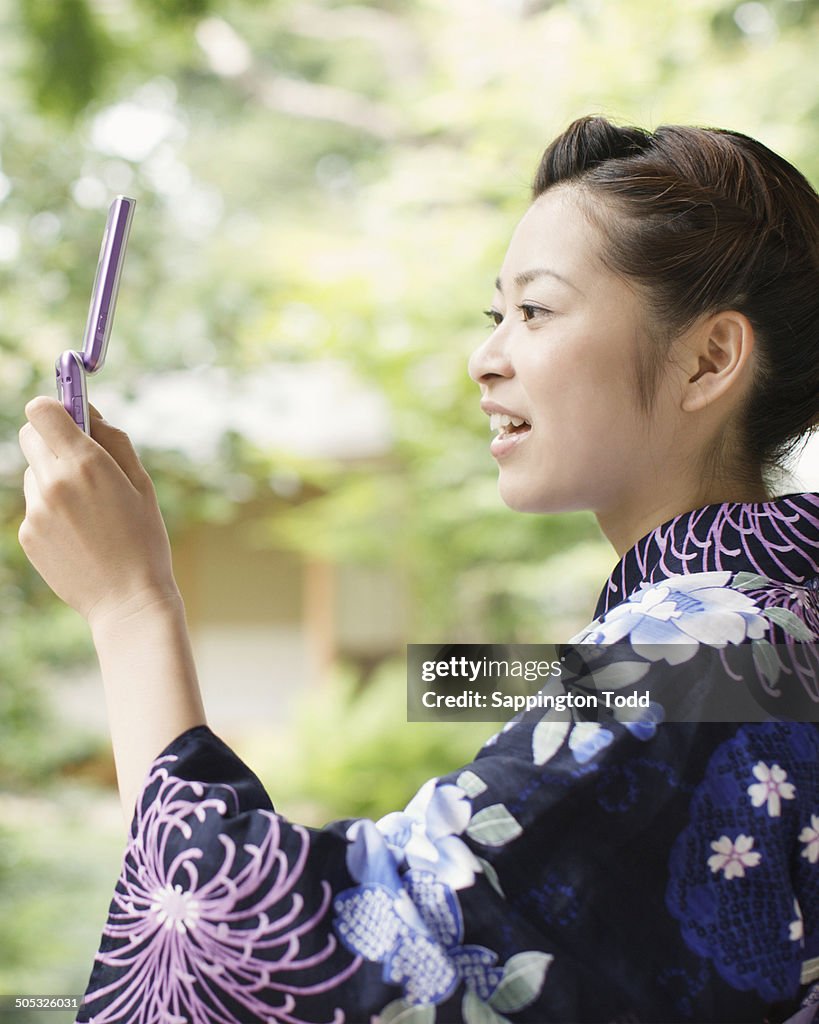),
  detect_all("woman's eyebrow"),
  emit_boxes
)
[495,267,582,294]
